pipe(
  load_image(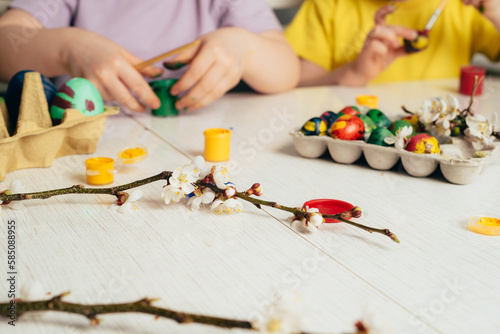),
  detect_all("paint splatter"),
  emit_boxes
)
[51,95,73,110]
[58,83,75,98]
[85,99,95,112]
